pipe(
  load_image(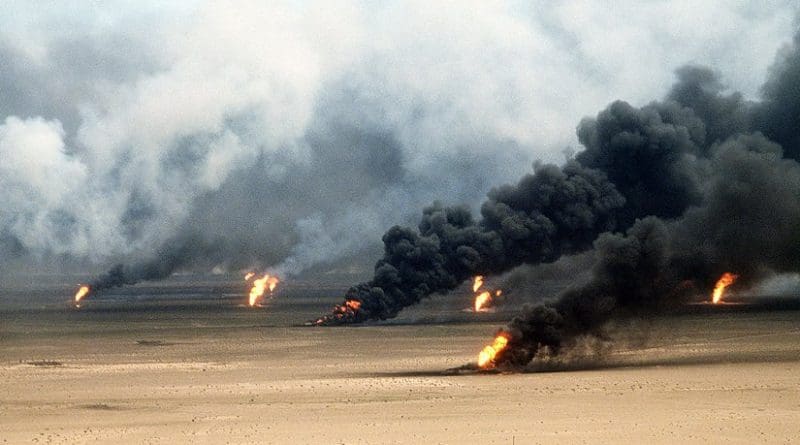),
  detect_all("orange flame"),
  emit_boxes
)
[74,285,90,304]
[248,274,279,307]
[312,299,362,325]
[474,291,491,312]
[345,300,361,311]
[472,276,502,312]
[712,272,738,304]
[244,272,255,281]
[472,276,484,292]
[477,332,509,368]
